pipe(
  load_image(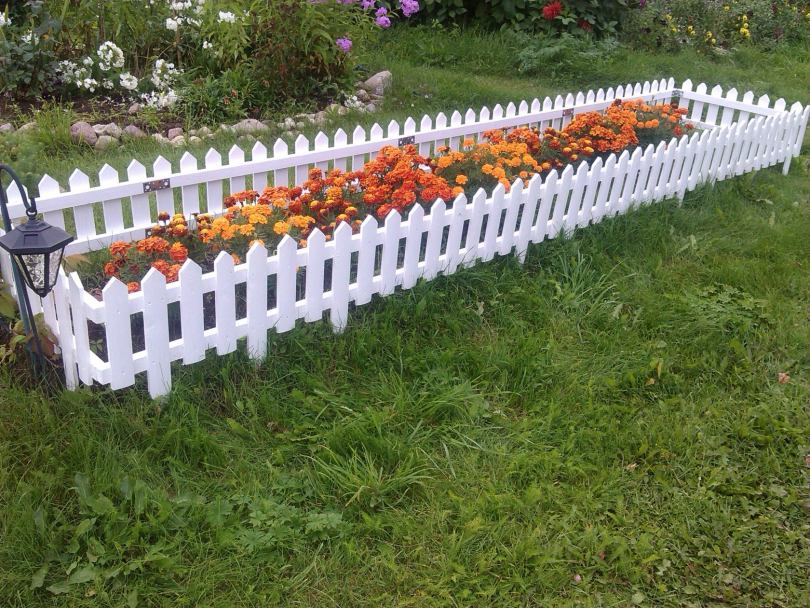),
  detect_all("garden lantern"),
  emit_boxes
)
[0,165,73,298]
